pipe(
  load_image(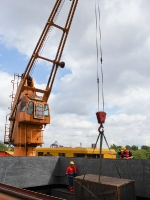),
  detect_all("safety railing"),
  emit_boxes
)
[4,114,10,144]
[4,73,21,144]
